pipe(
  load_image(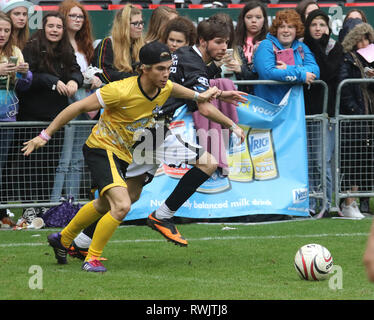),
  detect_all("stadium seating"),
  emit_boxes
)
[227,4,244,8]
[188,4,203,8]
[33,4,58,10]
[345,1,374,6]
[148,3,176,8]
[27,0,374,10]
